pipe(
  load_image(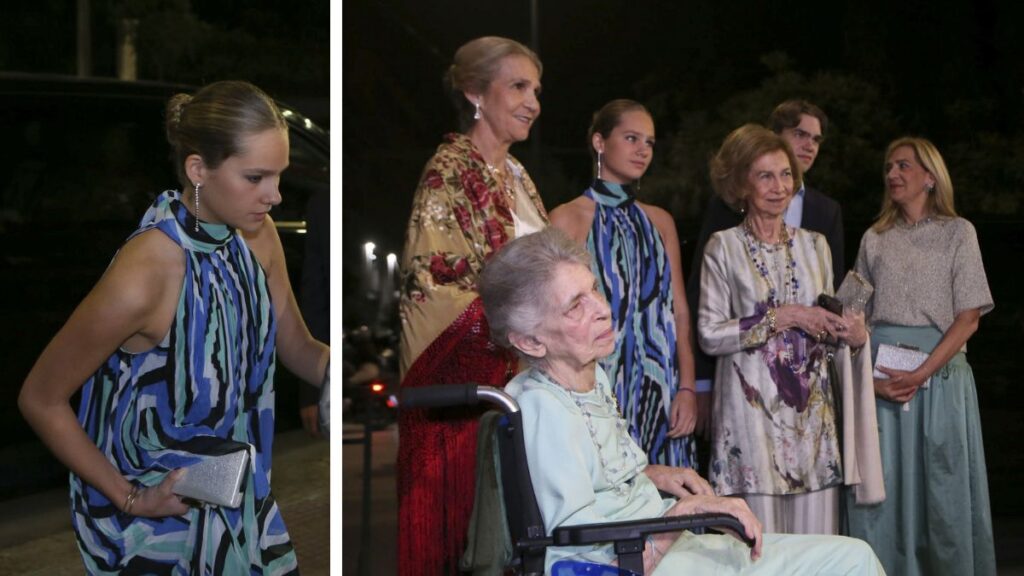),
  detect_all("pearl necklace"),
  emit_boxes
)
[742,220,799,306]
[540,370,646,496]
